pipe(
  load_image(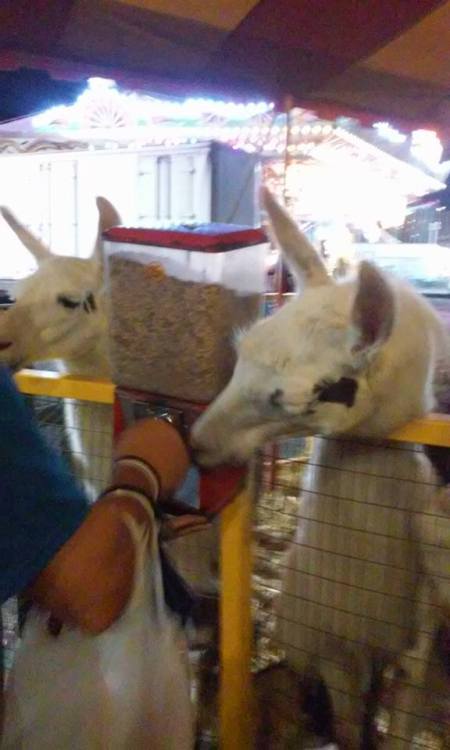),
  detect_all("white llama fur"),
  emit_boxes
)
[0,199,119,498]
[192,189,450,747]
